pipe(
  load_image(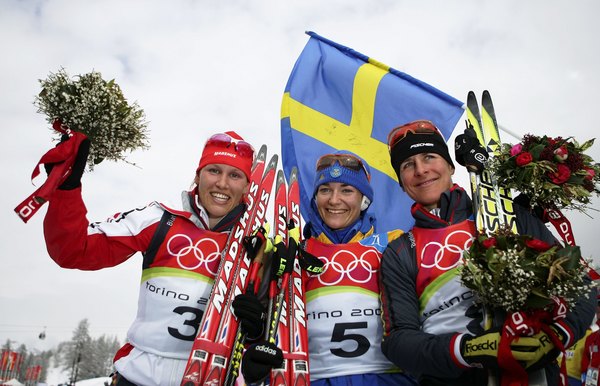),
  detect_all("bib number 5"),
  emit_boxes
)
[330,322,369,358]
